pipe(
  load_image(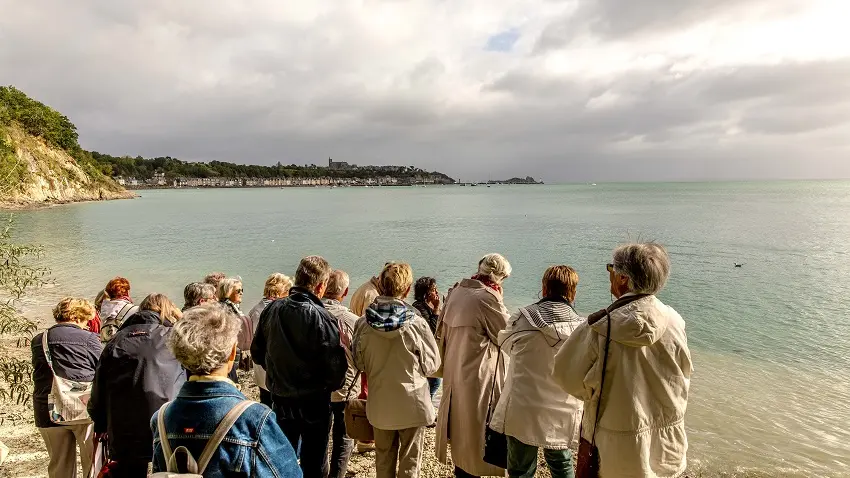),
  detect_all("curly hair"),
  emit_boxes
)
[104,277,131,299]
[167,302,240,375]
[53,297,95,324]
